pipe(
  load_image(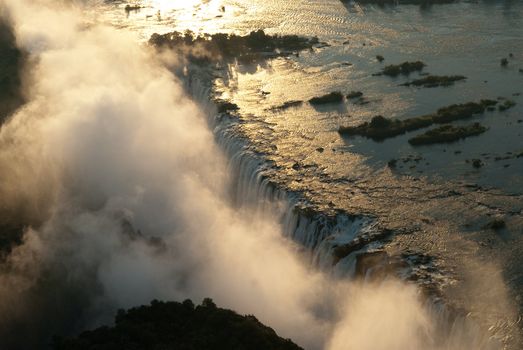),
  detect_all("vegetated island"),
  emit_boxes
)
[270,90,367,110]
[124,4,143,12]
[498,99,516,111]
[52,299,303,350]
[309,91,344,105]
[401,75,466,88]
[338,99,498,141]
[149,29,319,64]
[347,91,363,99]
[267,100,304,112]
[408,122,487,146]
[375,61,426,77]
